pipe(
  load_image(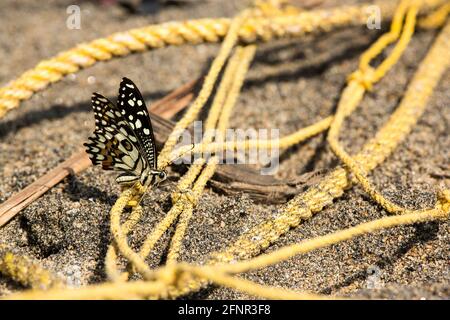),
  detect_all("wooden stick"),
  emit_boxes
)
[135,113,326,205]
